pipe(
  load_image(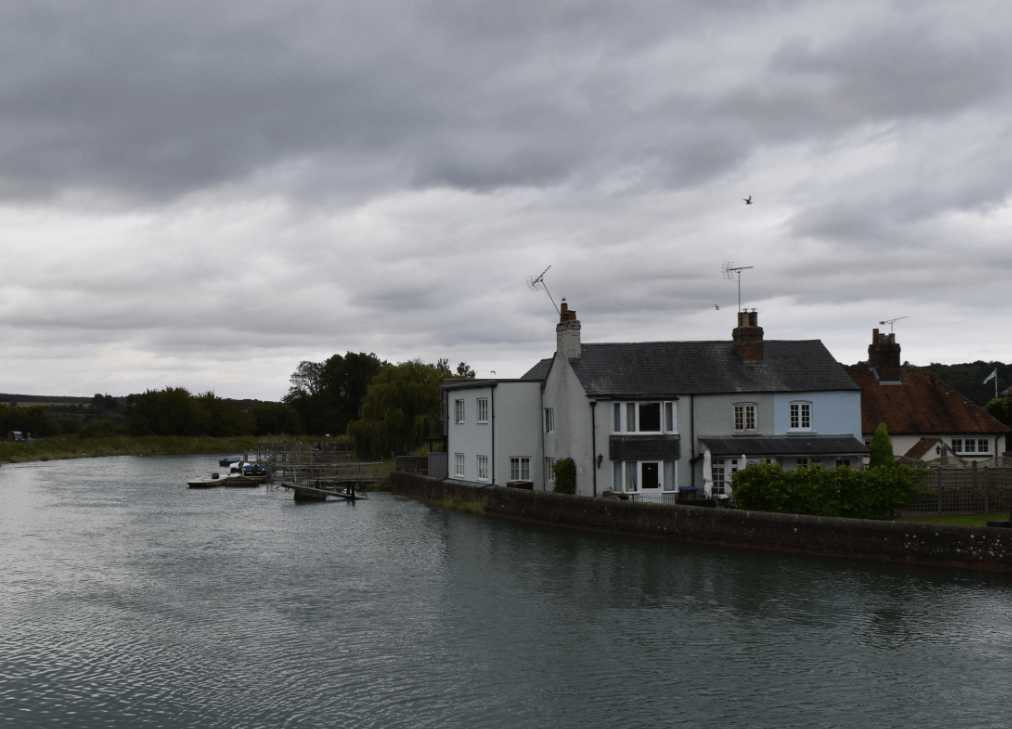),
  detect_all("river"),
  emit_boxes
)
[1,455,1010,728]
